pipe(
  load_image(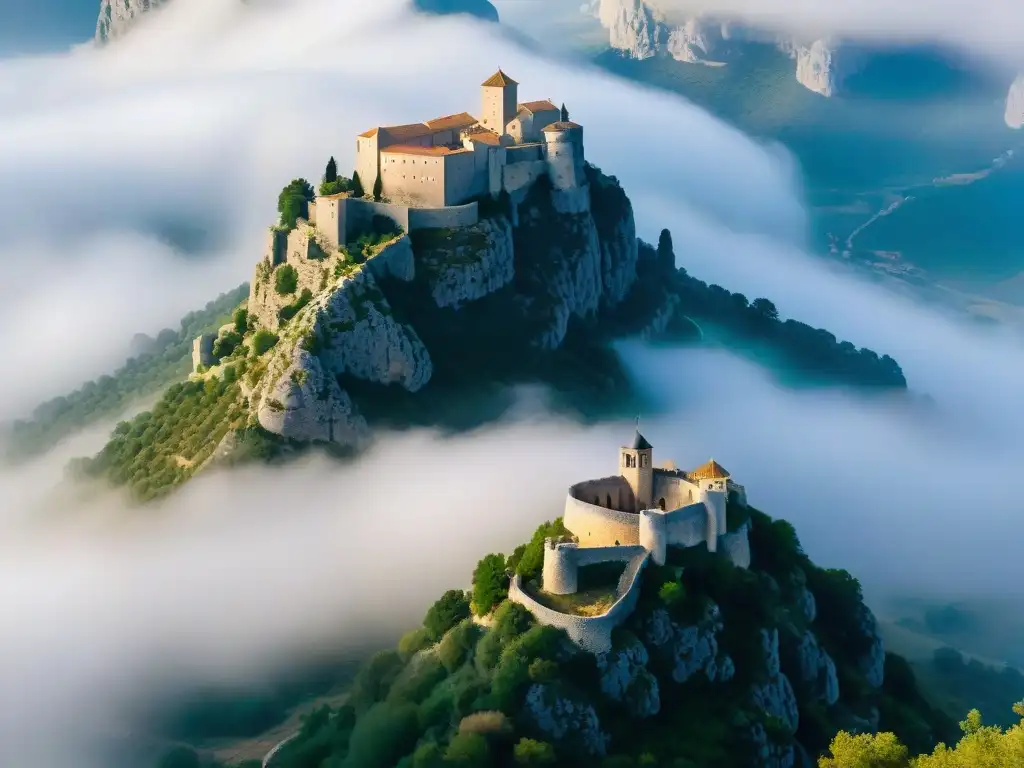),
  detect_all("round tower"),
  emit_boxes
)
[541,538,578,595]
[542,120,585,189]
[699,487,727,553]
[620,429,654,512]
[639,509,668,566]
